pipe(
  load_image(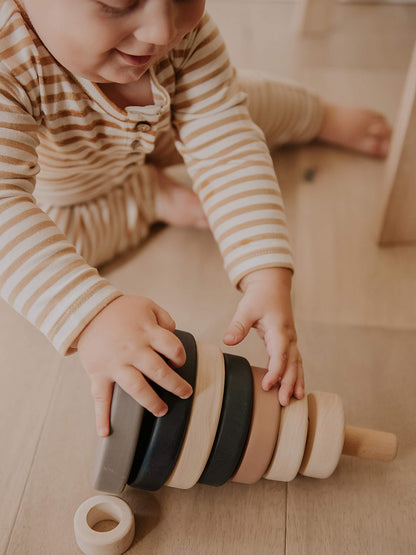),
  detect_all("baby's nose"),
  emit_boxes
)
[134,3,177,46]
